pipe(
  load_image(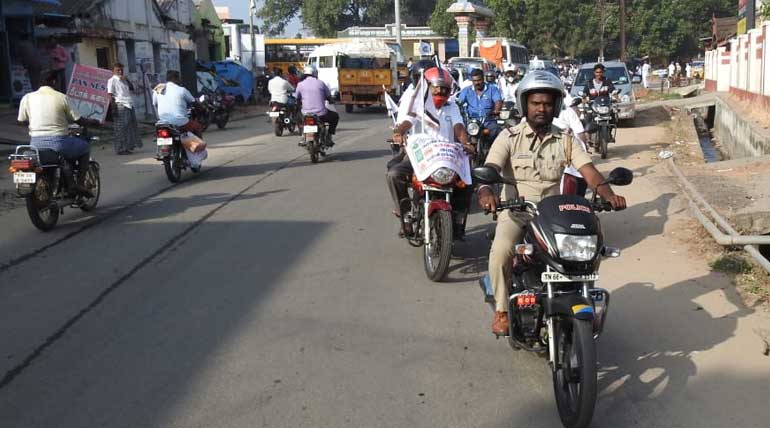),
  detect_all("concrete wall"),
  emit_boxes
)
[705,21,770,110]
[714,95,770,159]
